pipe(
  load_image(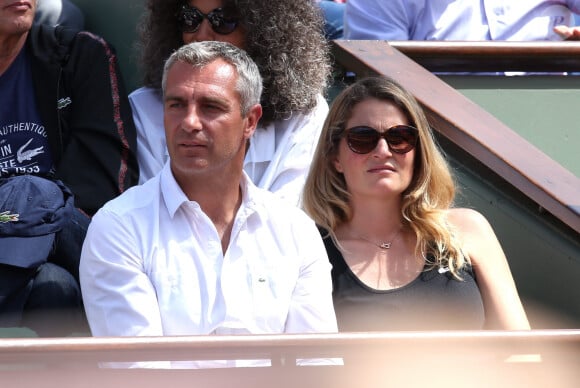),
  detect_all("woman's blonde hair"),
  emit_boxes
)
[303,76,468,277]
